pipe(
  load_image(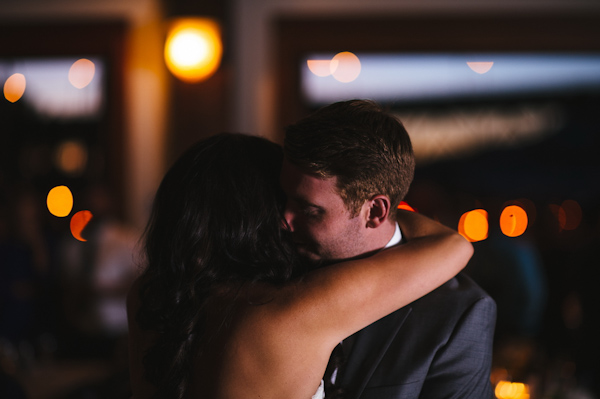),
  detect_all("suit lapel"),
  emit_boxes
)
[339,307,412,399]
